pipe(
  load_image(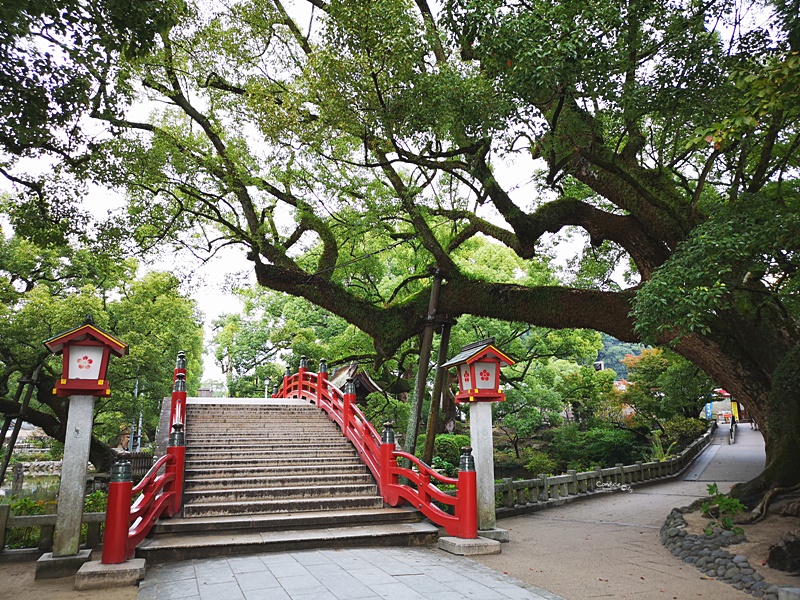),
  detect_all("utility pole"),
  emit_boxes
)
[422,318,454,465]
[403,269,443,456]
